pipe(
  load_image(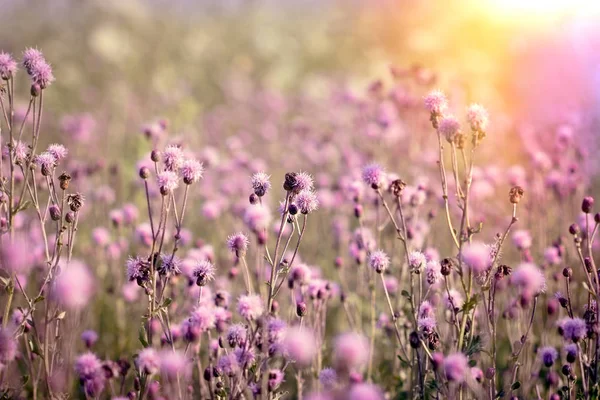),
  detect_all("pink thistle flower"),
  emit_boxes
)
[122,203,139,224]
[157,170,179,193]
[348,383,384,400]
[461,241,492,274]
[444,289,464,310]
[0,328,17,365]
[418,317,436,335]
[74,352,102,380]
[543,246,561,265]
[408,251,427,272]
[425,260,441,285]
[443,352,468,382]
[295,172,314,192]
[226,232,249,257]
[511,263,546,296]
[268,368,285,391]
[52,261,95,310]
[22,48,44,75]
[424,90,448,115]
[237,294,264,320]
[192,260,215,286]
[46,143,68,161]
[30,59,54,88]
[189,305,216,332]
[163,145,184,171]
[136,348,160,374]
[368,250,390,273]
[438,115,461,143]
[12,141,28,164]
[180,158,204,184]
[333,332,369,371]
[0,52,17,80]
[0,234,34,274]
[419,301,435,319]
[282,326,317,366]
[362,163,385,188]
[33,152,56,174]
[512,230,532,250]
[158,253,181,276]
[243,204,272,232]
[234,346,255,366]
[466,104,489,132]
[159,350,190,380]
[92,227,110,247]
[251,172,271,197]
[289,263,312,286]
[295,190,319,214]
